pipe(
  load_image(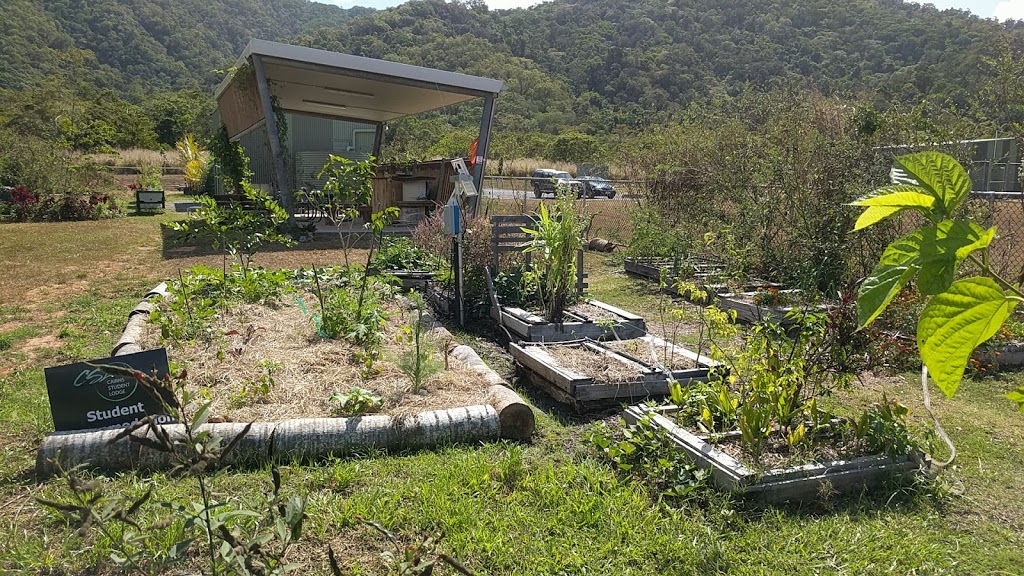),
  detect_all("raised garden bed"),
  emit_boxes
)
[715,289,829,325]
[510,336,715,410]
[623,404,923,503]
[382,269,437,290]
[623,256,725,283]
[138,294,490,421]
[492,299,646,342]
